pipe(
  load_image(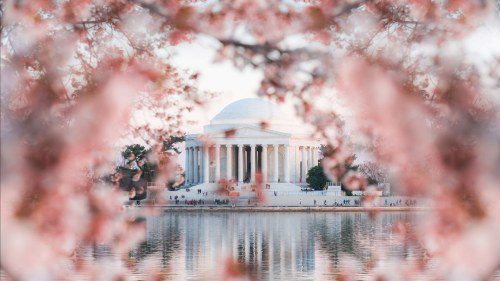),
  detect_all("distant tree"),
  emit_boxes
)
[306,166,328,190]
[163,135,186,154]
[342,157,360,196]
[115,145,153,188]
[122,144,150,161]
[319,149,360,195]
[112,135,187,190]
[358,162,388,185]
